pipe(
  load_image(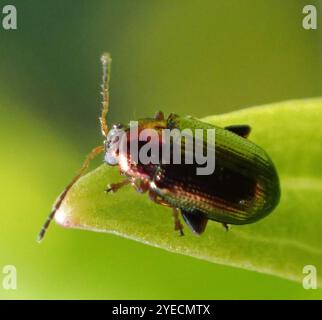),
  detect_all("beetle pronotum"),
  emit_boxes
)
[38,53,280,242]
